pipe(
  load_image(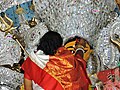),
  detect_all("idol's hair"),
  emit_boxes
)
[64,36,81,45]
[37,31,63,55]
[64,36,93,49]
